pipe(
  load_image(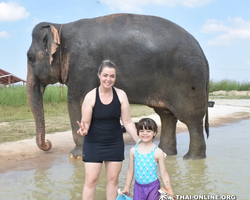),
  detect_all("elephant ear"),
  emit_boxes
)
[49,25,60,64]
[41,25,60,65]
